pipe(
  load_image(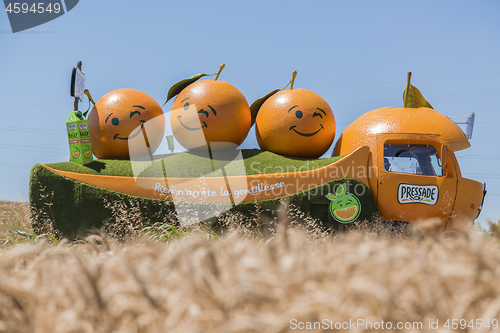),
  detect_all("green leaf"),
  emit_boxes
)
[403,72,415,108]
[36,233,59,244]
[9,230,29,238]
[335,183,346,197]
[249,71,298,126]
[410,84,433,109]
[403,72,433,109]
[403,85,414,108]
[325,193,338,201]
[163,74,209,107]
[249,89,281,127]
